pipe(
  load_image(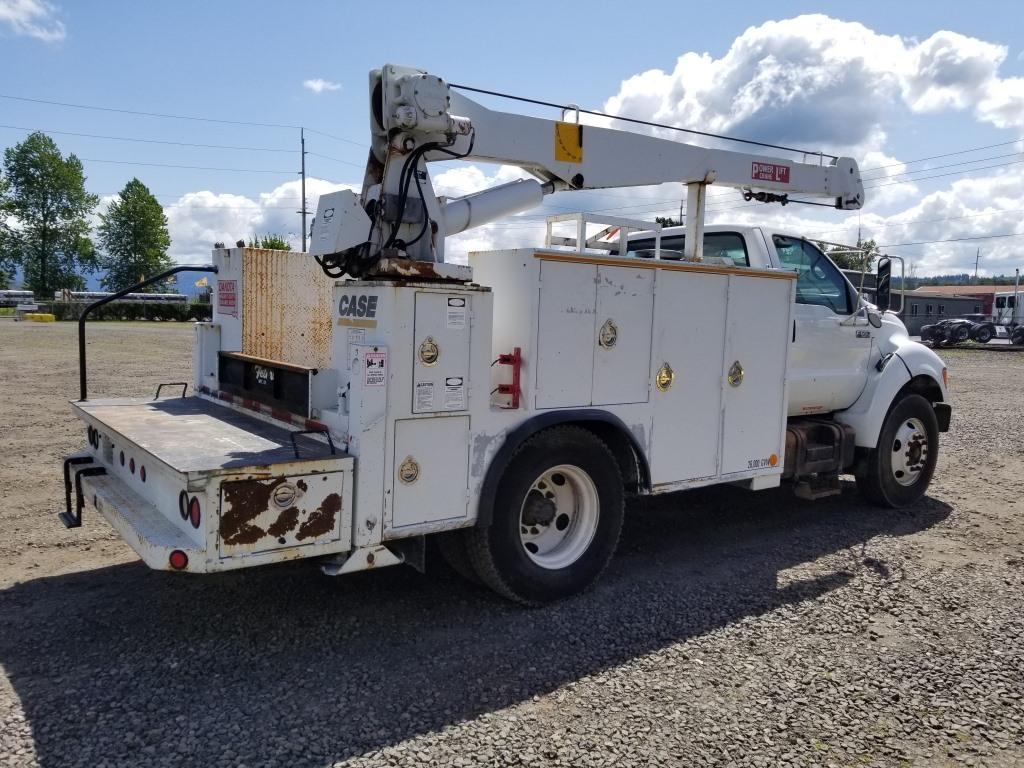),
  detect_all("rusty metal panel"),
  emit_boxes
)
[242,248,334,368]
[218,472,345,558]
